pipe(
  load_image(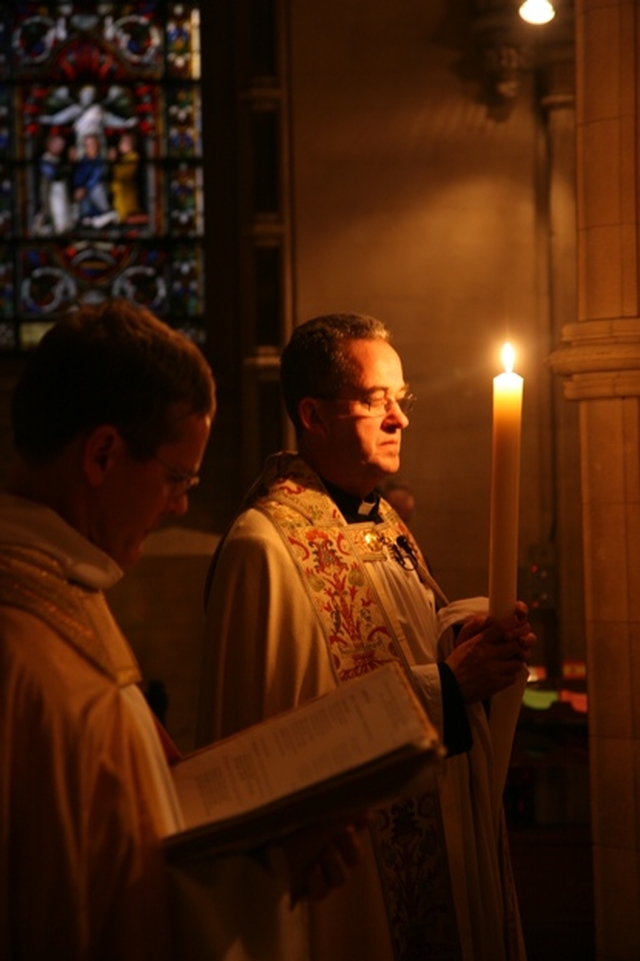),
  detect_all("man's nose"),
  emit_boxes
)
[165,490,190,517]
[384,399,410,427]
